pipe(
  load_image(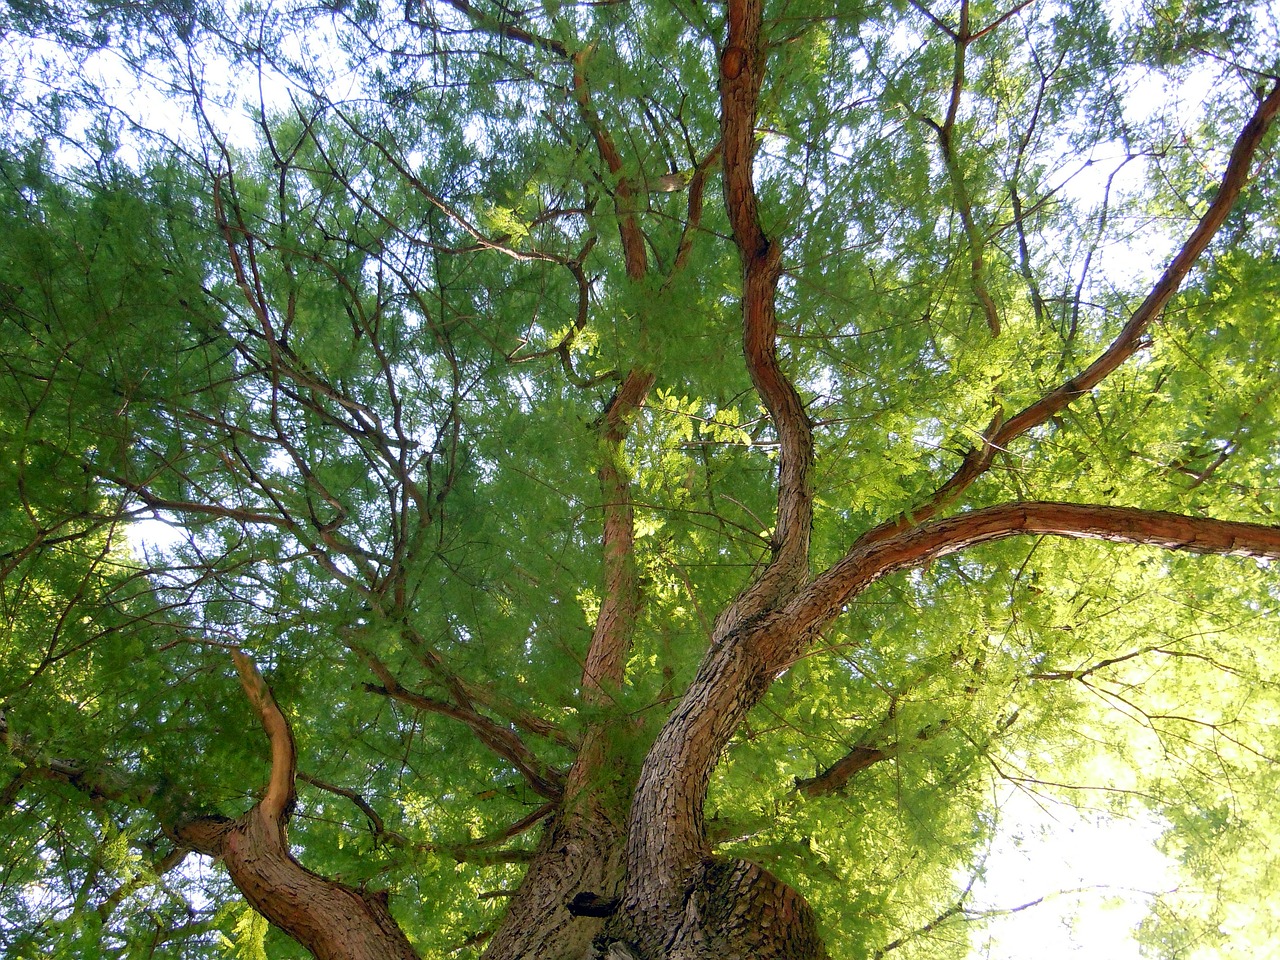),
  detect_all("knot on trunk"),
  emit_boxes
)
[601,856,828,960]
